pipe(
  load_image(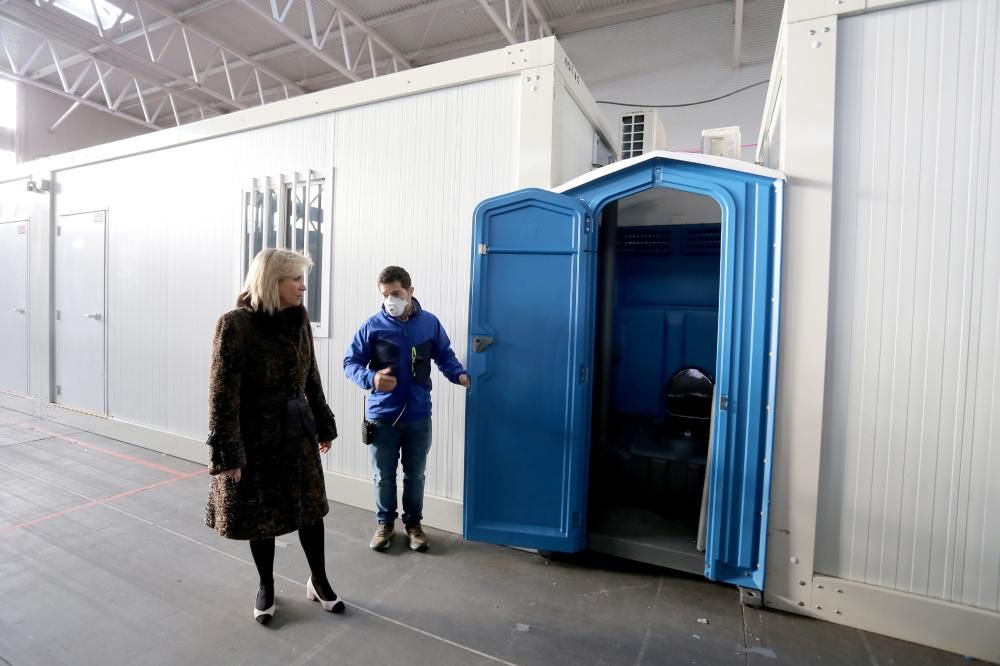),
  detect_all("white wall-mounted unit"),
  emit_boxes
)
[0,36,616,535]
[756,0,1000,662]
[700,125,741,159]
[619,109,667,159]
